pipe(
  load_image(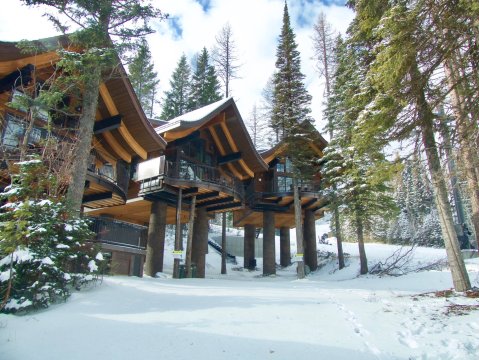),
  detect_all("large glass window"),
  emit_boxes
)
[2,115,25,148]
